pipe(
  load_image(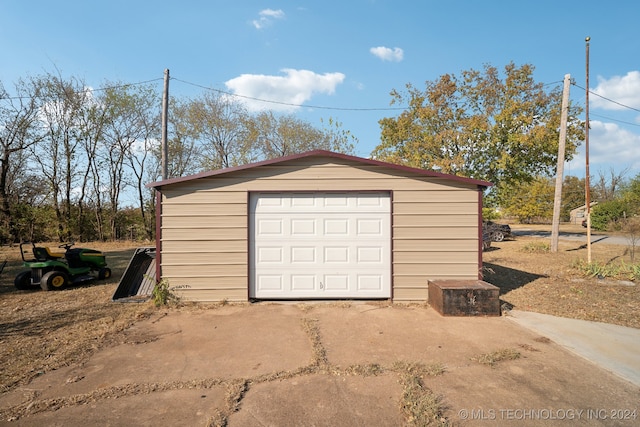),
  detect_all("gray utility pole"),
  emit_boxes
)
[161,69,170,180]
[550,74,571,252]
